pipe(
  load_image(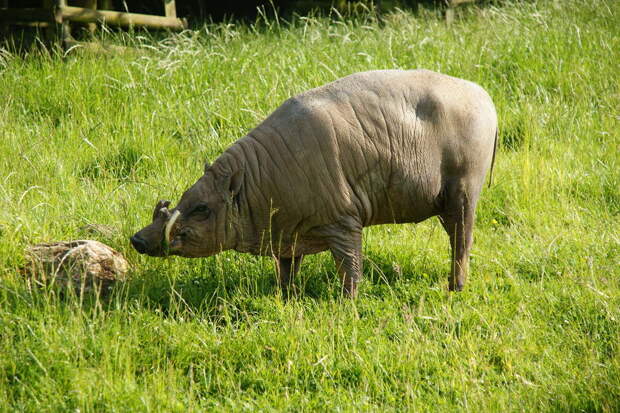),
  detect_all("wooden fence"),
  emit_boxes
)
[0,0,187,47]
